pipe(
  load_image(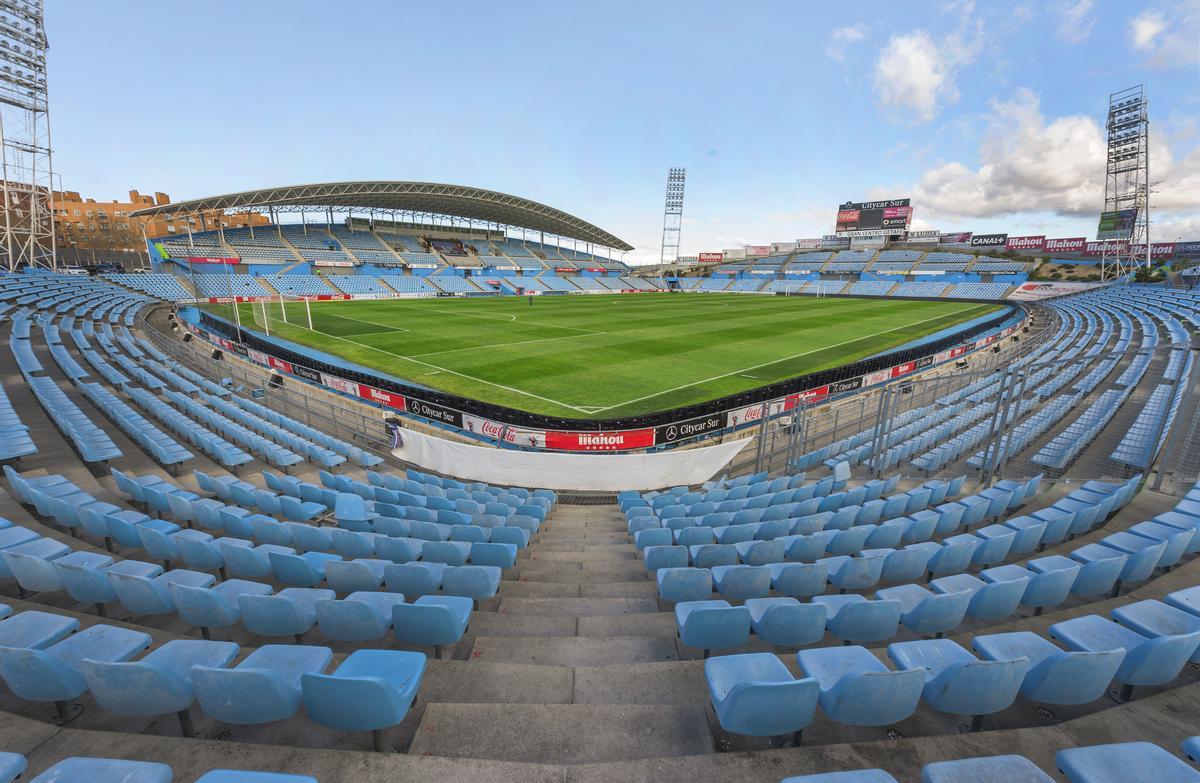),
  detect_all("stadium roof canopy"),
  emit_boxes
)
[130,180,634,251]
